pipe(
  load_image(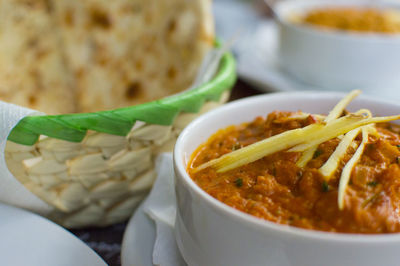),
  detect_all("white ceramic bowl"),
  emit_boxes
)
[174,91,400,266]
[276,0,400,91]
